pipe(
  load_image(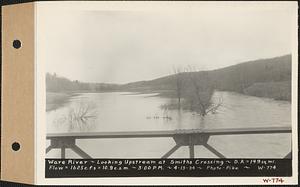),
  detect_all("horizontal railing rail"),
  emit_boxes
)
[46,126,292,159]
[47,126,292,139]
